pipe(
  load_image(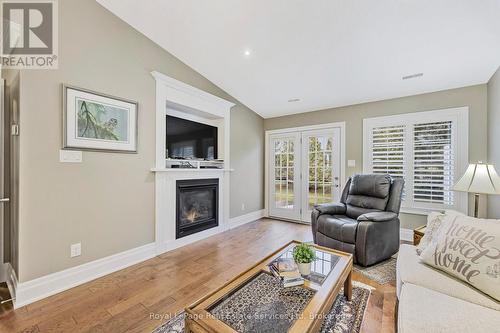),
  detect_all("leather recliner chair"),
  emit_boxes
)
[311,174,404,267]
